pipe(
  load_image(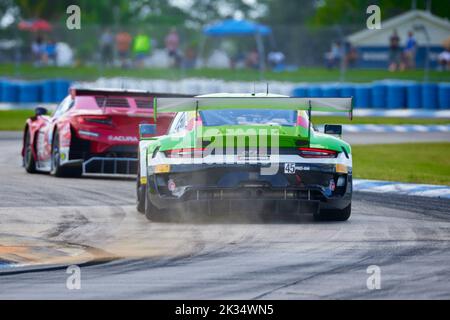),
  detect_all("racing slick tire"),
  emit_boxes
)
[51,132,82,178]
[23,129,37,173]
[314,204,352,222]
[144,182,166,222]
